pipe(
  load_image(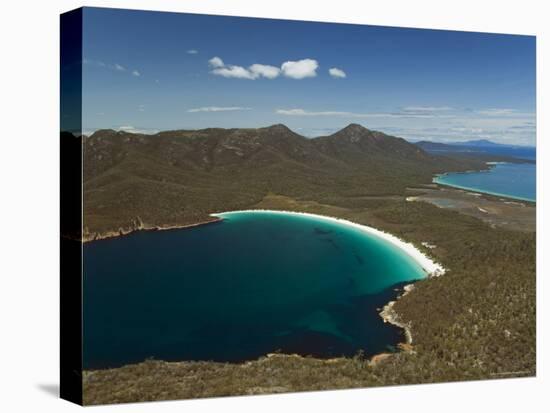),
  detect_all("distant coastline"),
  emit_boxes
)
[433,162,536,203]
[433,179,536,203]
